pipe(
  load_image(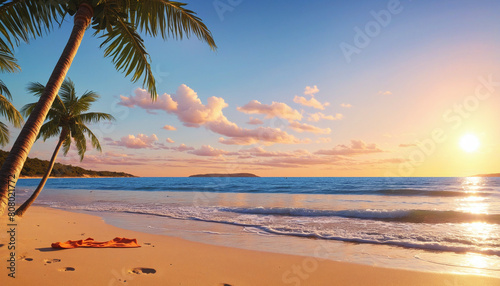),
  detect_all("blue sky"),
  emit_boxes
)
[2,0,500,177]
